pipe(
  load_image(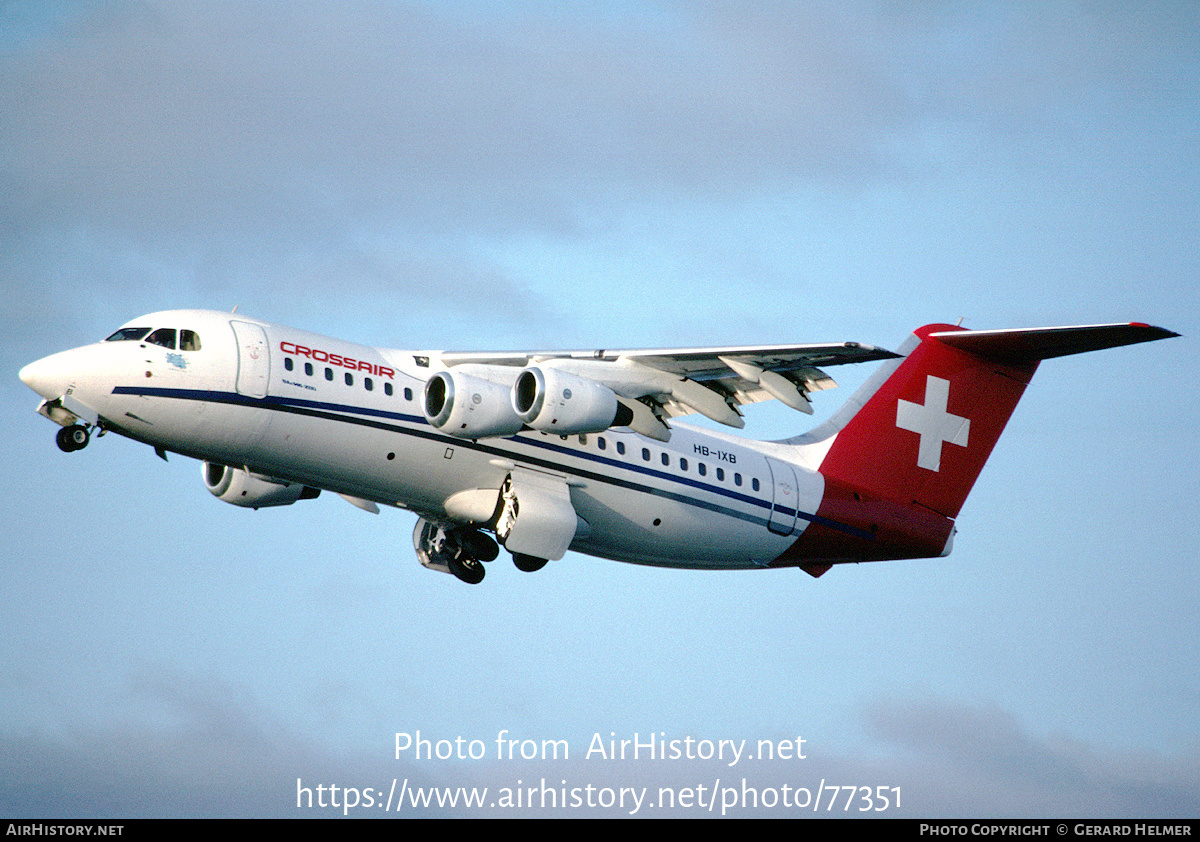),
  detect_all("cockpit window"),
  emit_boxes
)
[145,328,177,349]
[179,329,201,351]
[106,327,151,342]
